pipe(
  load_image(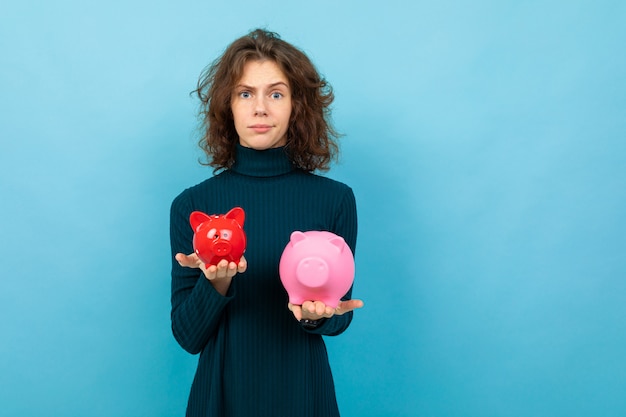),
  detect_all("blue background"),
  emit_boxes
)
[1,1,625,416]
